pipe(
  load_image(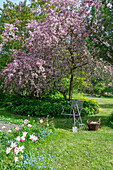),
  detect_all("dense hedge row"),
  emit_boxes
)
[0,95,99,117]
